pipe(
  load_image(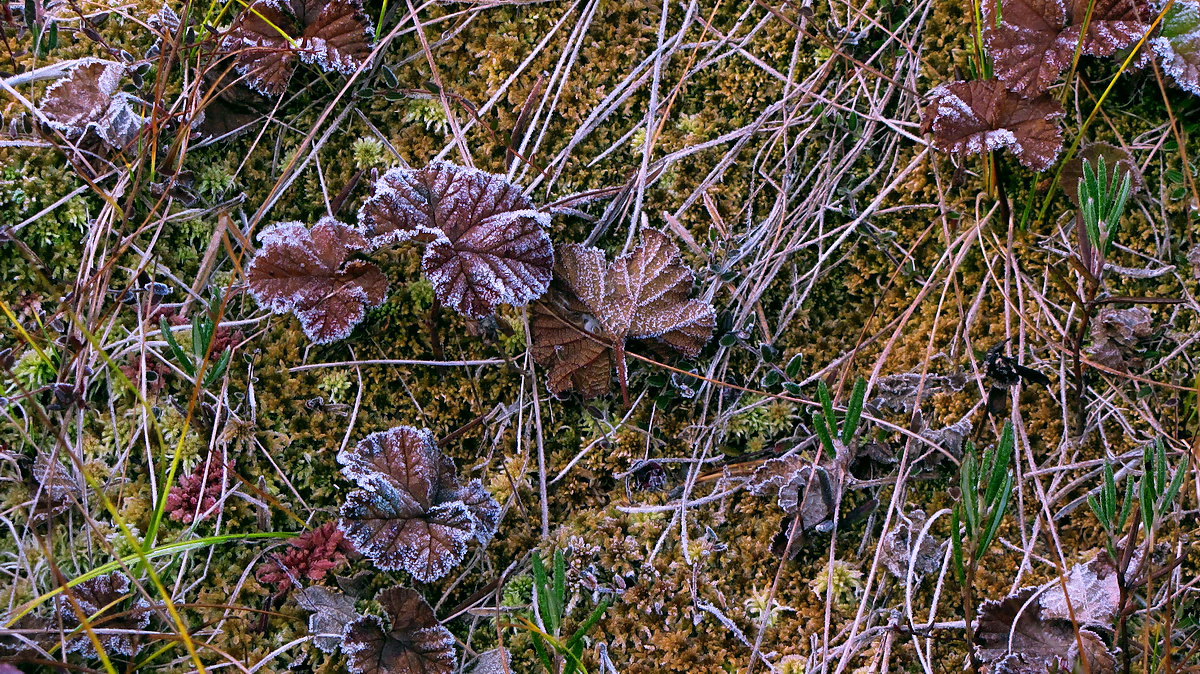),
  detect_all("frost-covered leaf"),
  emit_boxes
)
[878,509,945,581]
[38,59,146,148]
[1060,142,1143,206]
[246,217,388,344]
[39,59,124,132]
[358,161,554,318]
[748,447,852,534]
[977,587,1117,673]
[922,79,1064,170]
[342,587,456,674]
[1038,553,1120,625]
[337,427,501,582]
[296,586,360,653]
[988,0,1149,96]
[1151,0,1200,94]
[471,648,510,673]
[530,229,716,401]
[221,0,373,97]
[55,572,152,658]
[1087,305,1153,370]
